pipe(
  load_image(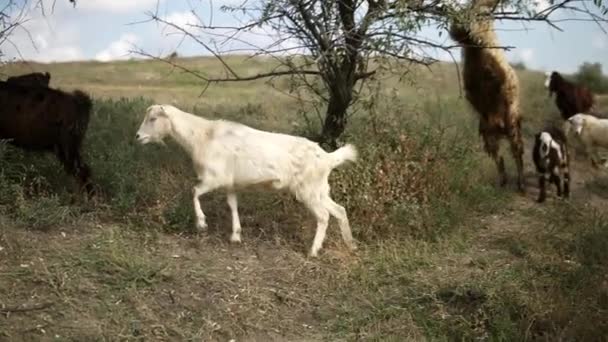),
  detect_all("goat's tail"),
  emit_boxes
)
[328,144,358,169]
